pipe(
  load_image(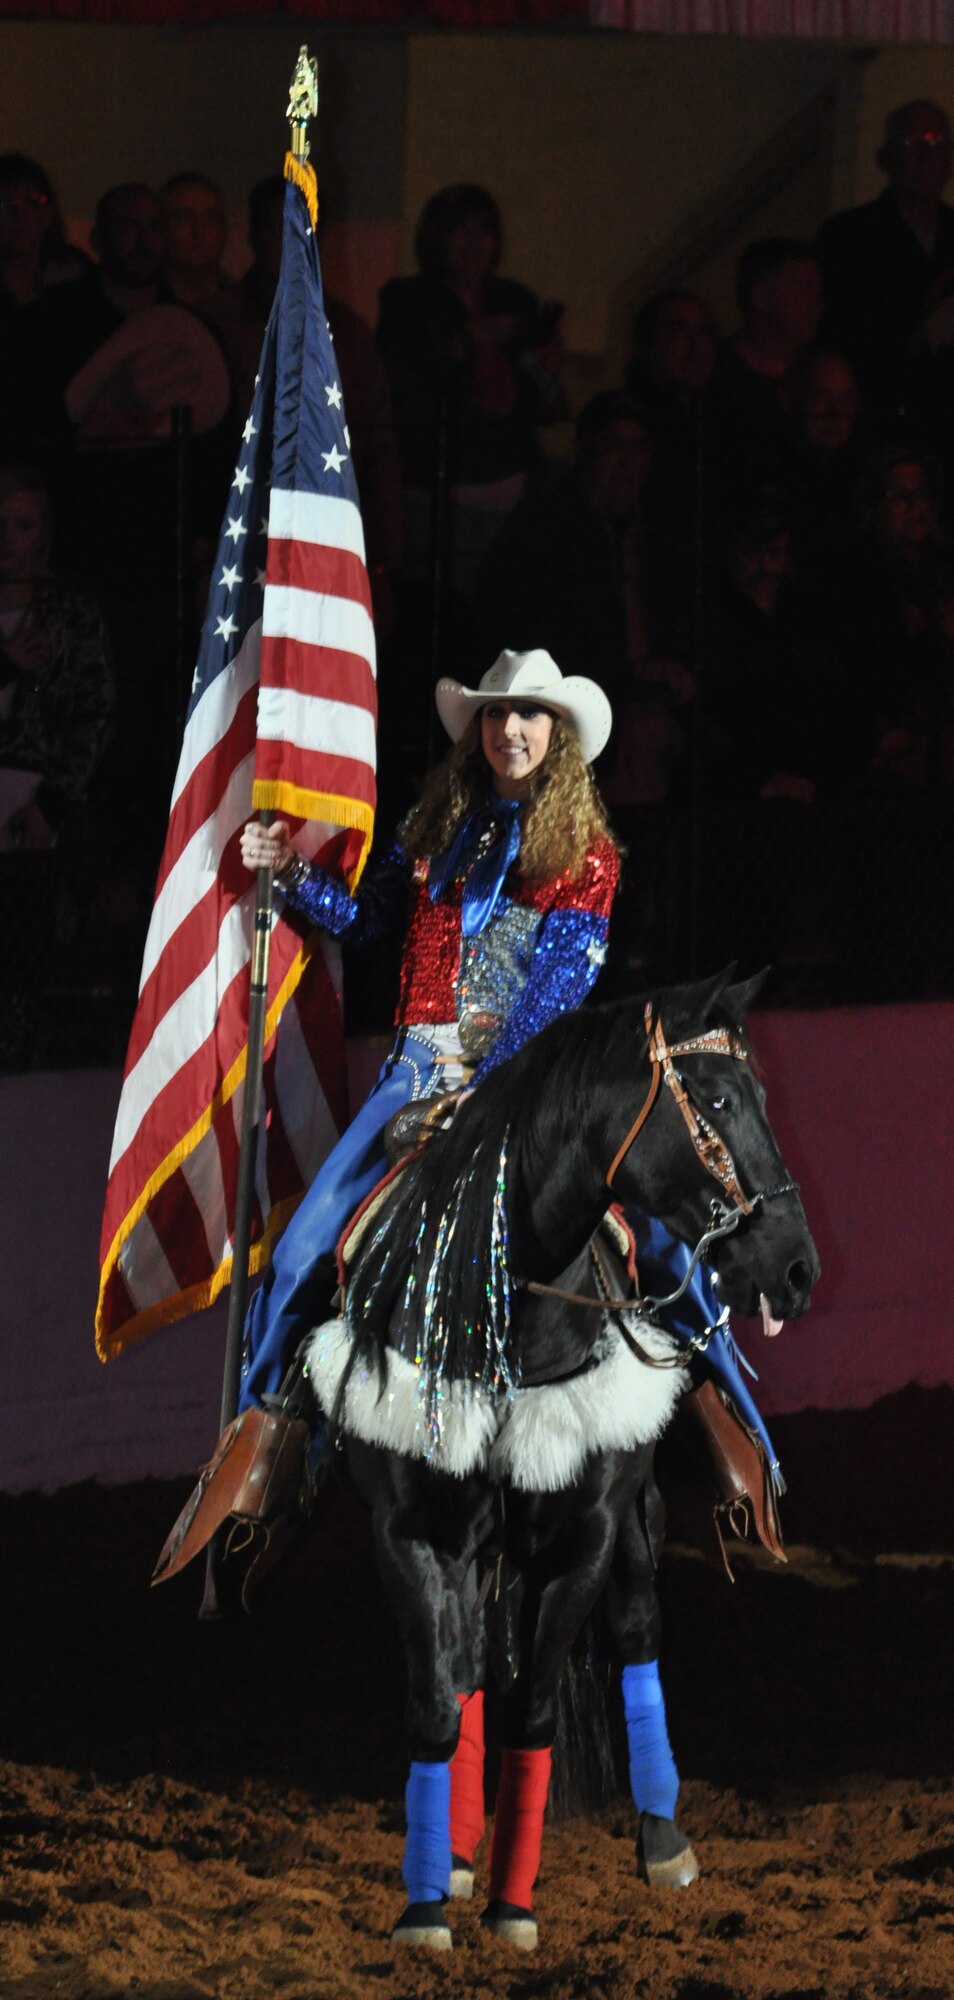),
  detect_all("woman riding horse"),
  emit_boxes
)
[237,646,619,1413]
[227,648,795,1948]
